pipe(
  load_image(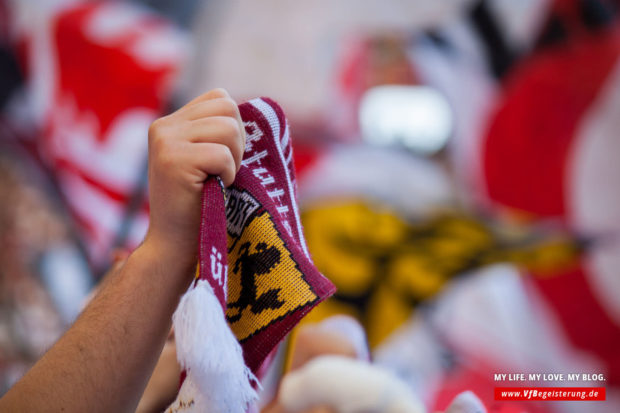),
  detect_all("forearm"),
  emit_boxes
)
[0,88,245,412]
[0,239,194,413]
